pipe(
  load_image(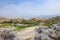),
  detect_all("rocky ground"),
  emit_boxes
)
[0,24,60,40]
[0,26,38,40]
